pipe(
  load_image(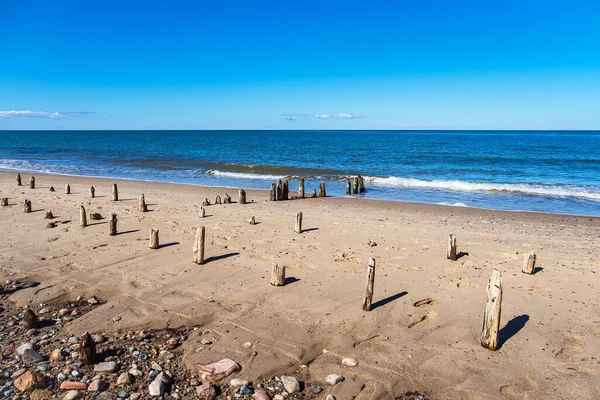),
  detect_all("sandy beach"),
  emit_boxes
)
[1,171,600,399]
